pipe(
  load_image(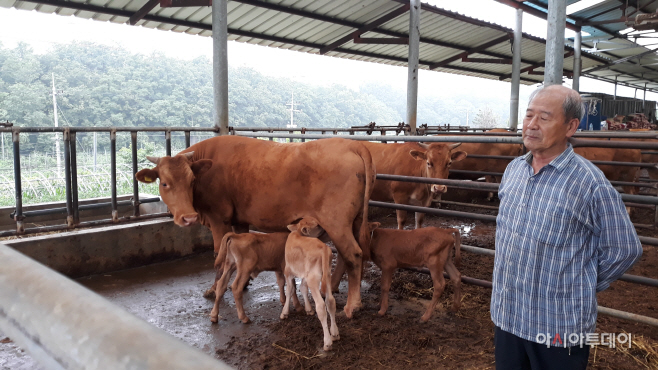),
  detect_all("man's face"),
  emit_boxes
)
[522,90,573,155]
